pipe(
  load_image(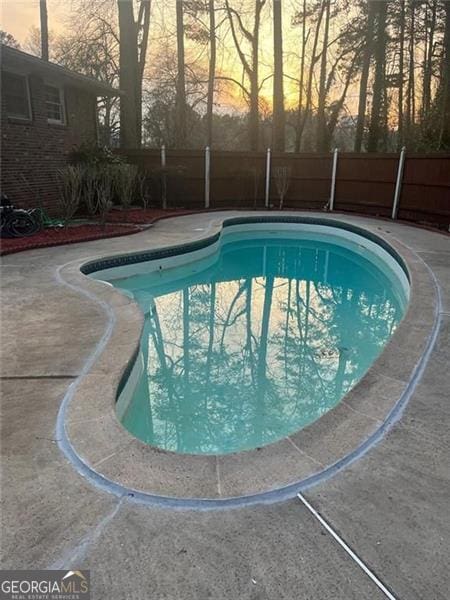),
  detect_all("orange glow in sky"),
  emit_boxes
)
[1,0,355,114]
